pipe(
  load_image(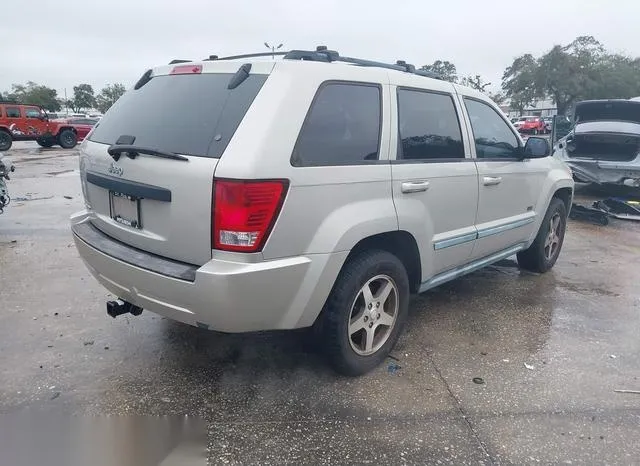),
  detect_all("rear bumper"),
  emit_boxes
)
[71,214,347,332]
[563,156,640,186]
